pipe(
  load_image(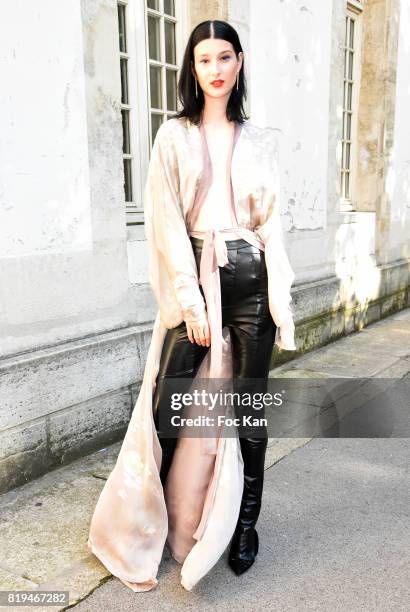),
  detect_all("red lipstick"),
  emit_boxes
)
[211,80,224,88]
